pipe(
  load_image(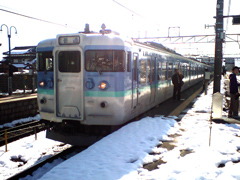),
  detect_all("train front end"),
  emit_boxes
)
[37,32,130,145]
